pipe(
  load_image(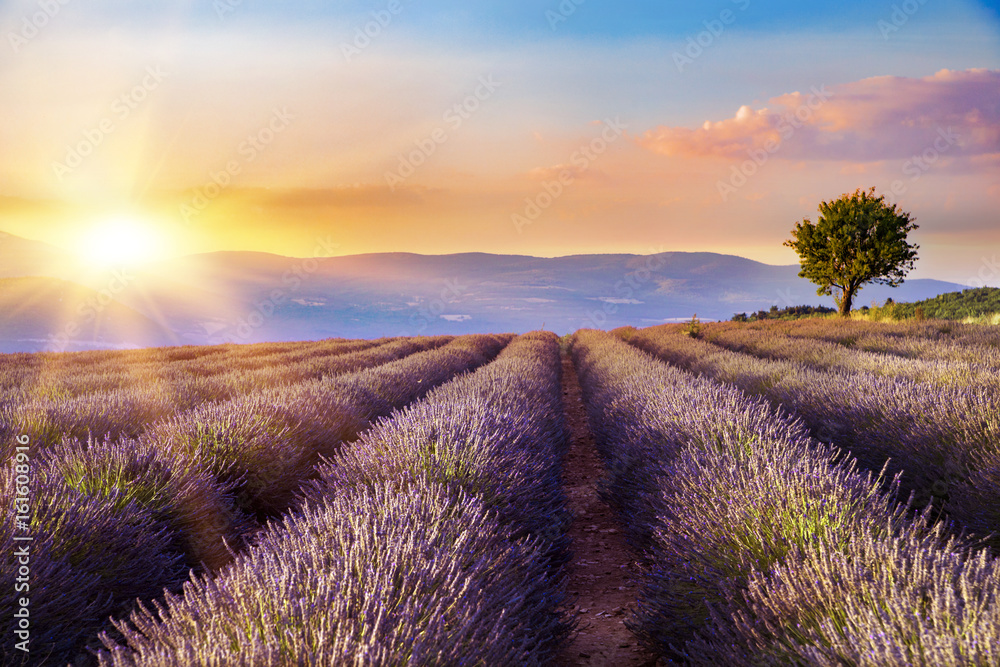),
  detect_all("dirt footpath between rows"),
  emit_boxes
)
[556,353,658,667]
